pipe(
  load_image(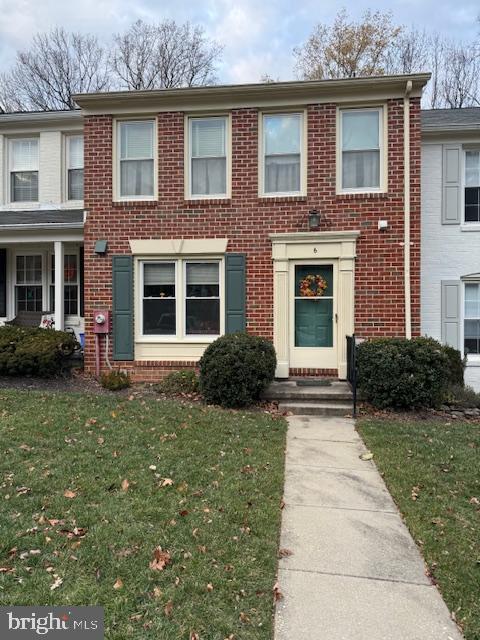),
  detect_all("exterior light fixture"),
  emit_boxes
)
[308,209,321,230]
[94,240,108,254]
